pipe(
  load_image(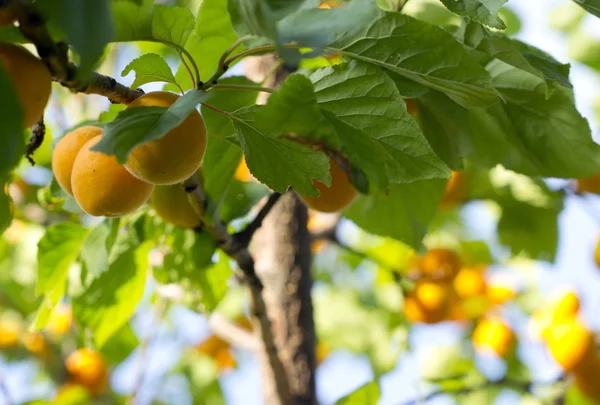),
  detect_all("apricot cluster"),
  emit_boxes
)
[65,348,109,396]
[52,92,207,219]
